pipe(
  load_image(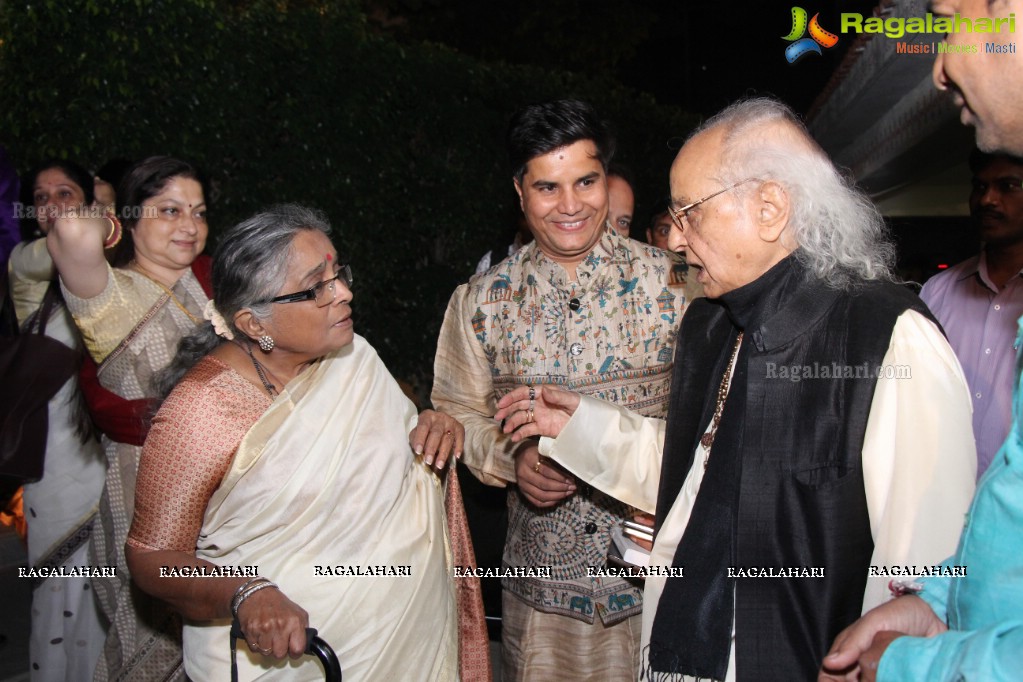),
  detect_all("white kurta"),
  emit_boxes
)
[539,310,977,681]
